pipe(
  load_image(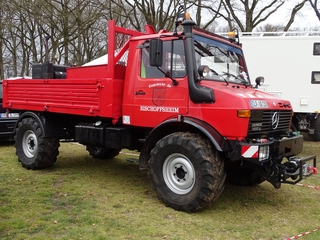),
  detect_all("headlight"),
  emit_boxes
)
[259,145,269,161]
[197,65,210,78]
